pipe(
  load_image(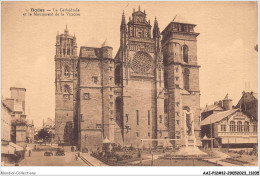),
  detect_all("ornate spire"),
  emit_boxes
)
[120,11,126,32]
[64,24,69,34]
[153,17,160,38]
